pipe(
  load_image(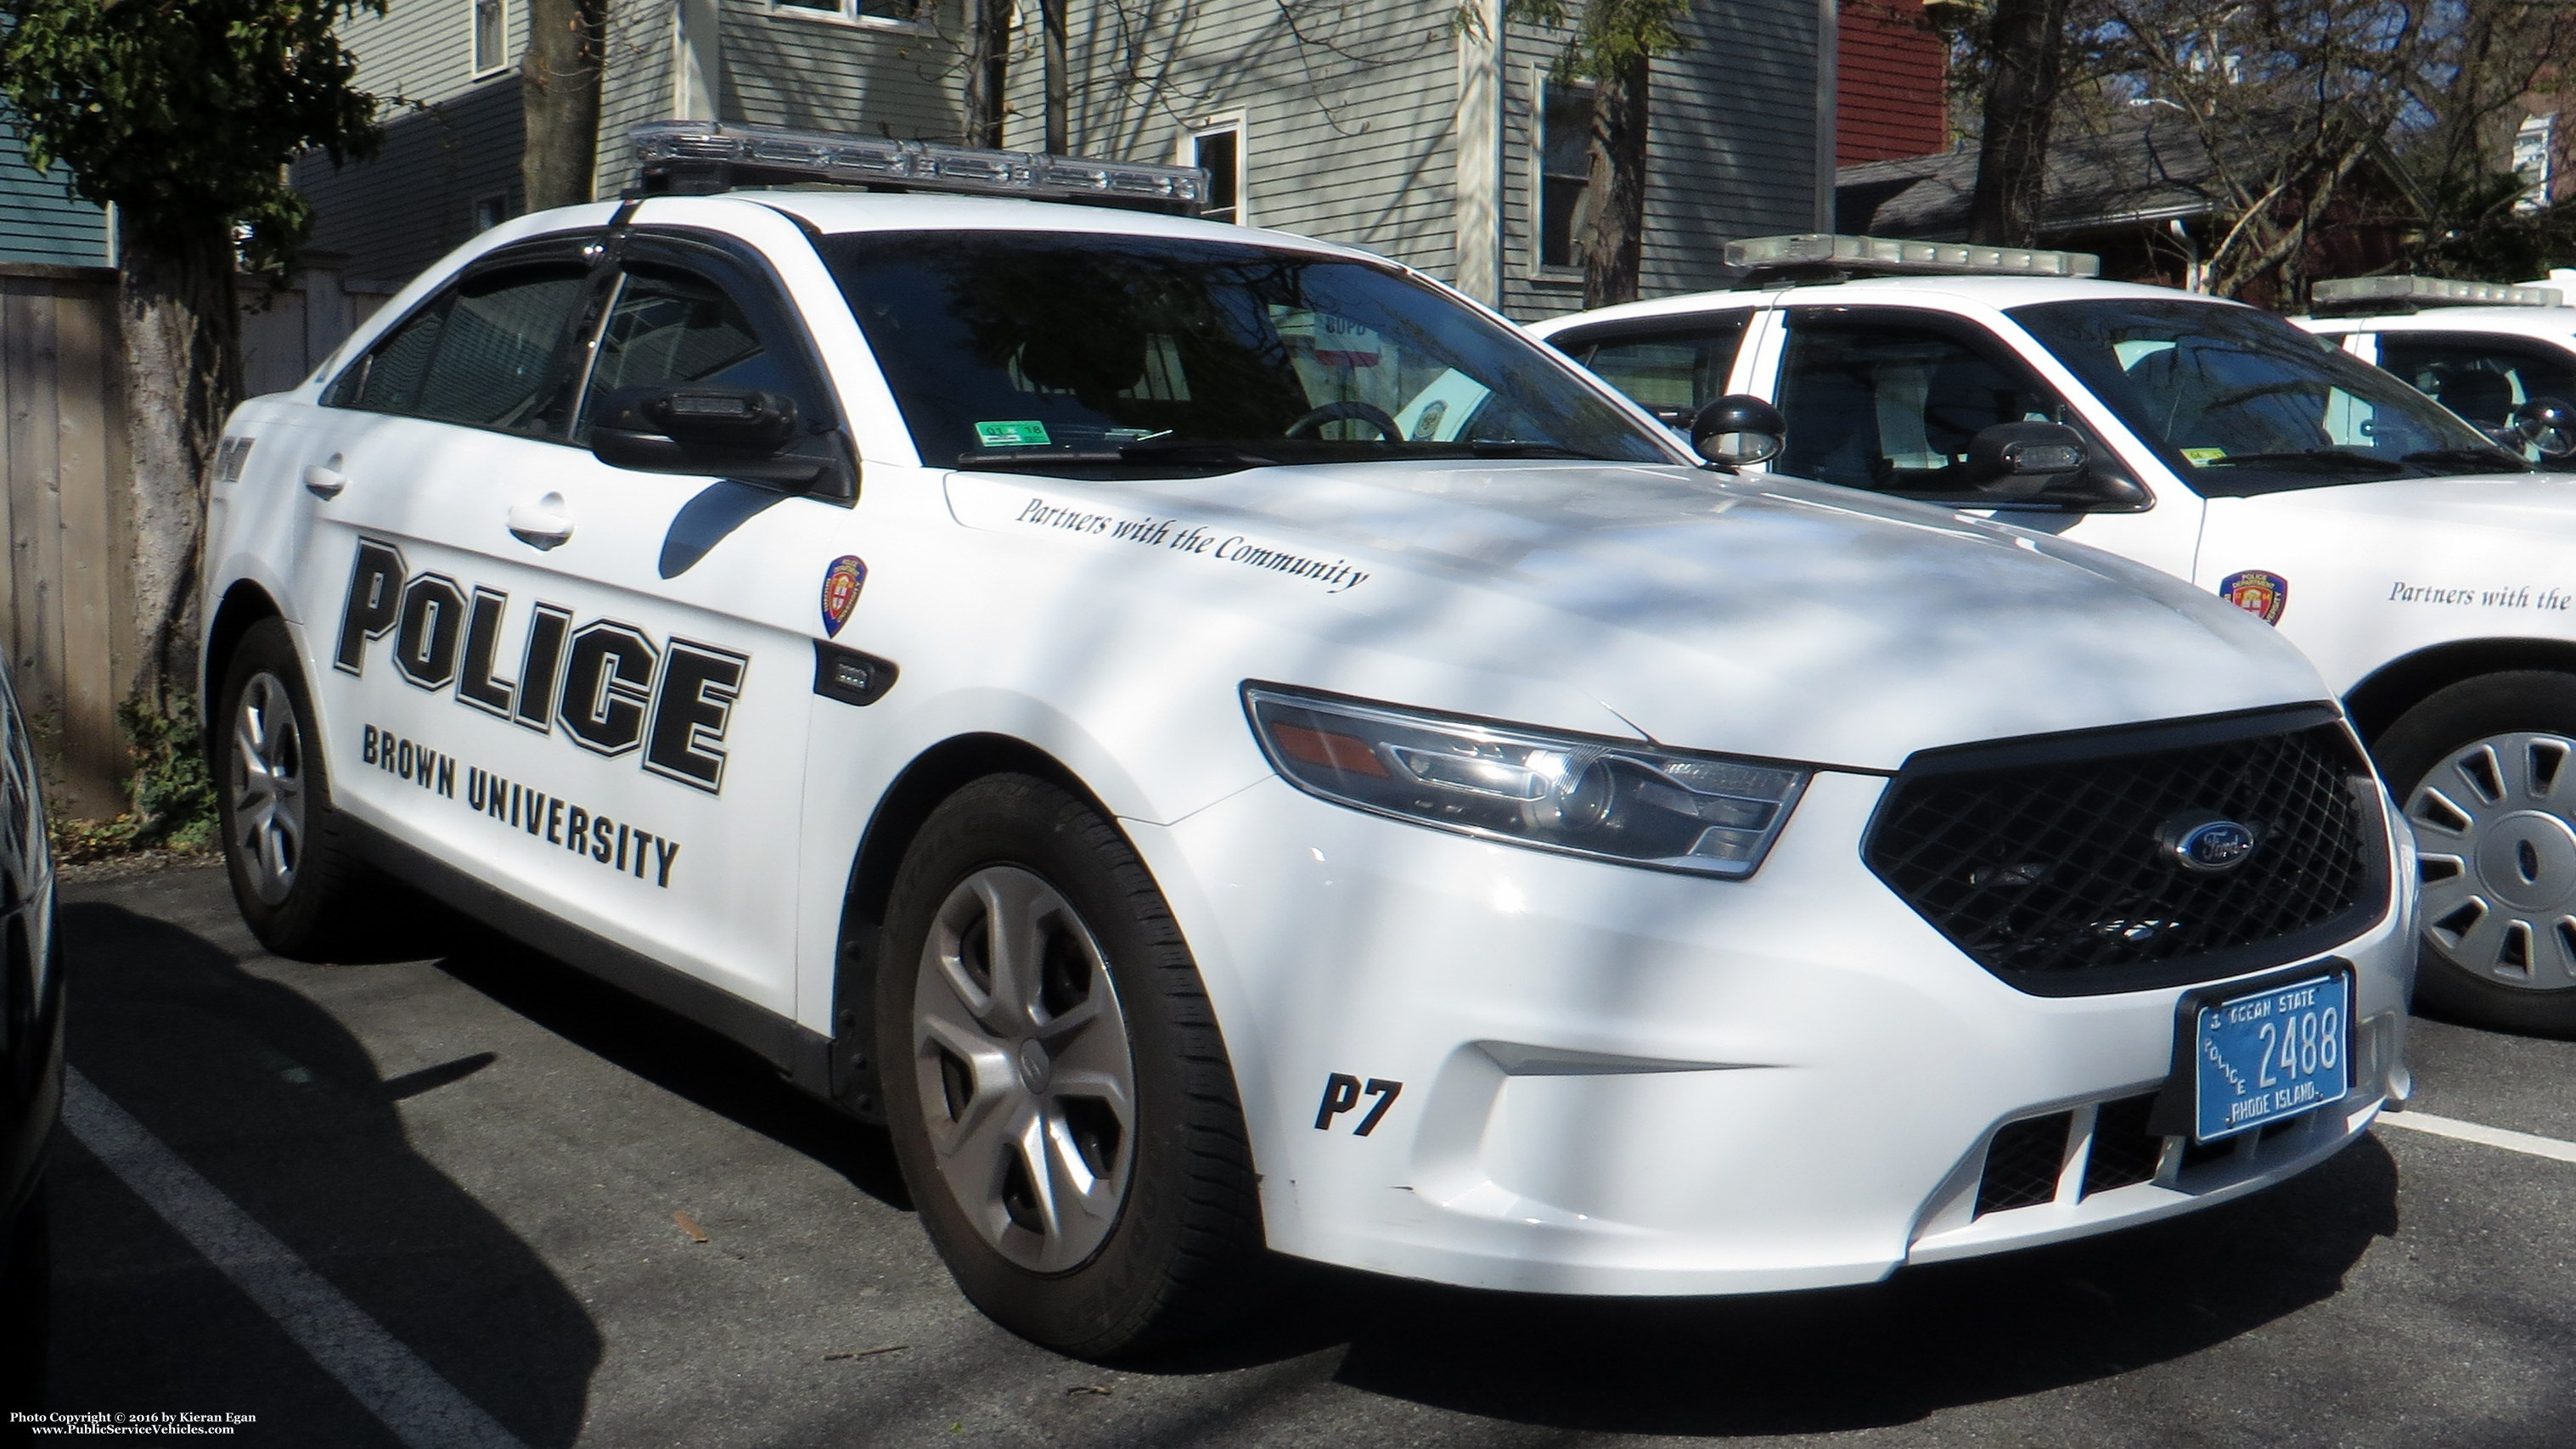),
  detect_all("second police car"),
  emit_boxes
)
[205,132,2411,1356]
[1535,234,2576,1036]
